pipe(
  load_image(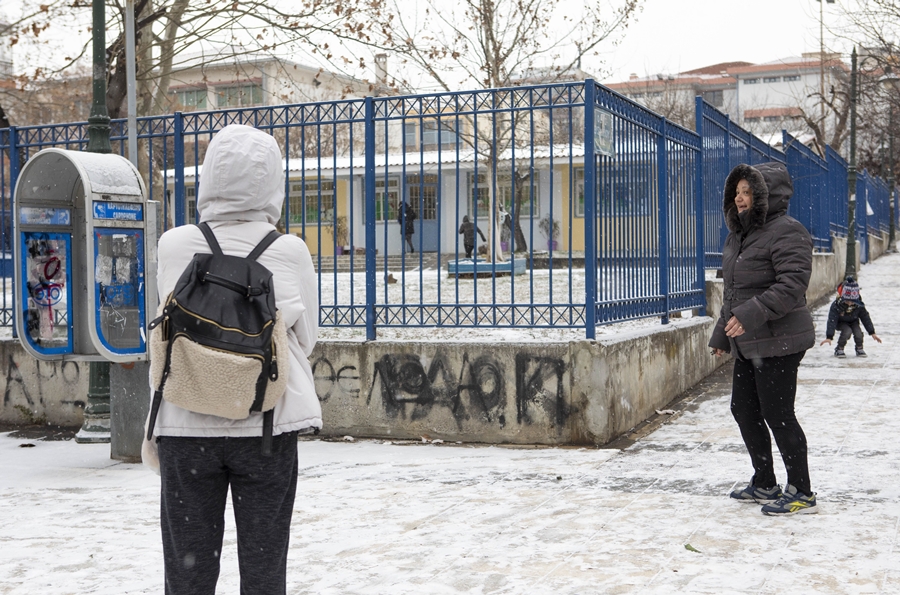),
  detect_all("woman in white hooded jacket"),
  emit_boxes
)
[144,124,320,595]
